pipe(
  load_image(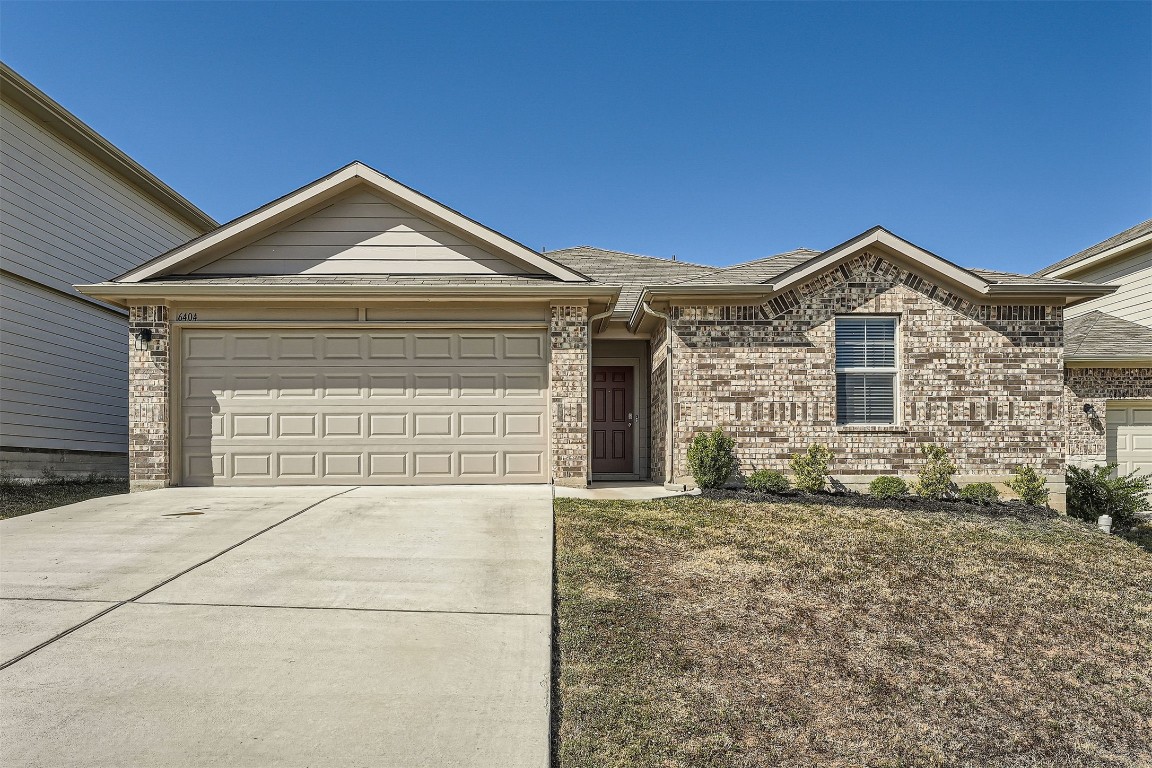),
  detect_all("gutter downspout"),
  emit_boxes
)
[640,300,681,490]
[585,302,616,488]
